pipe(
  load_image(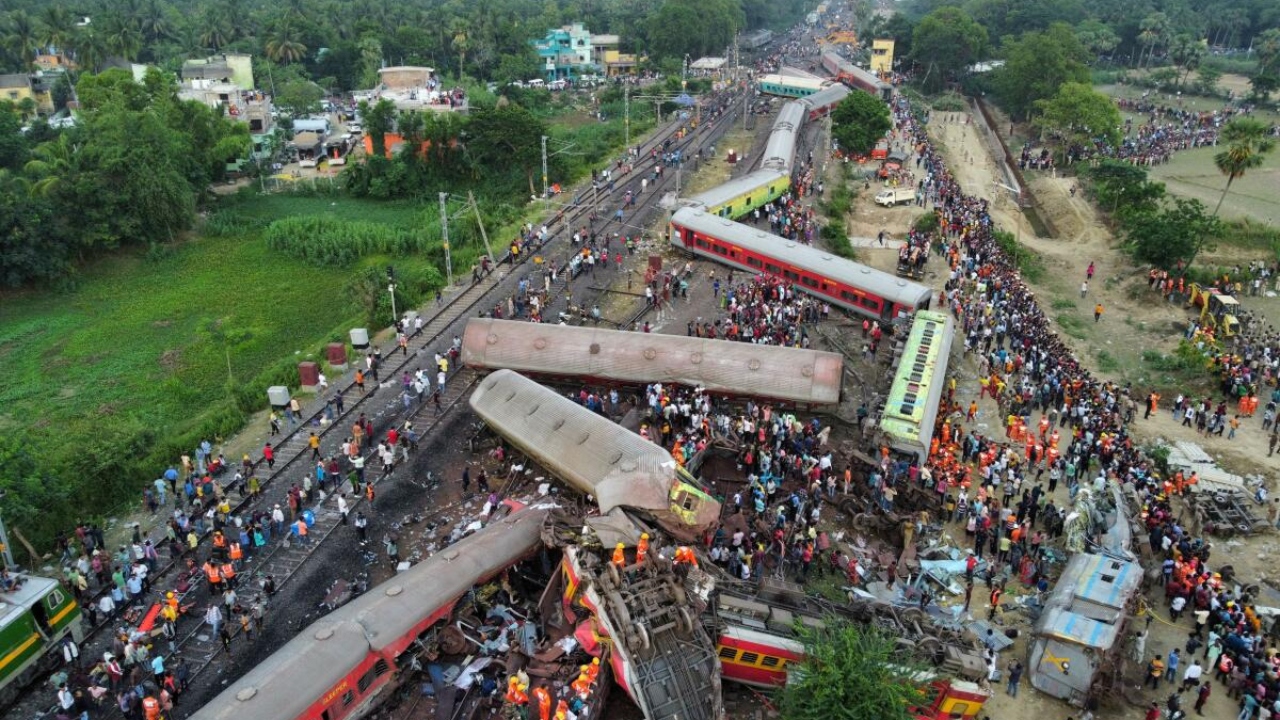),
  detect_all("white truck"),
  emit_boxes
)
[874,187,916,207]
